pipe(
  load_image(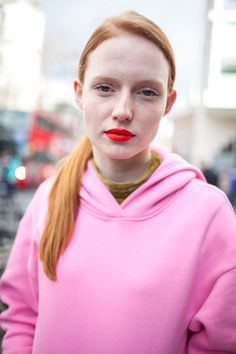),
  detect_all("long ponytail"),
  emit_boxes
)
[39,136,92,280]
